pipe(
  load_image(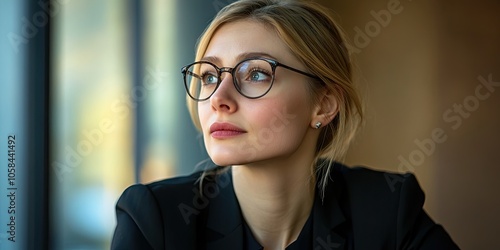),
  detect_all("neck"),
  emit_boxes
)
[232,158,316,250]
